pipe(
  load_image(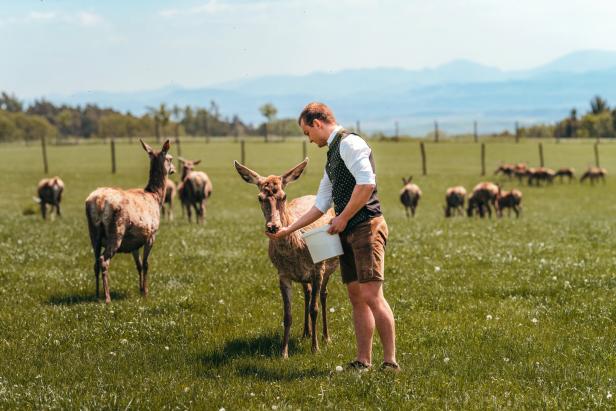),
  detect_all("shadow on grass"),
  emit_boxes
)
[197,332,329,381]
[47,291,128,305]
